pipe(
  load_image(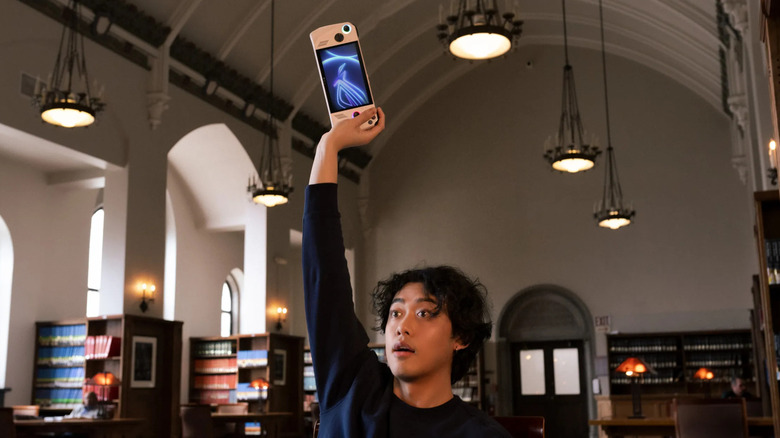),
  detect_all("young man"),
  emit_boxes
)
[303,108,510,437]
